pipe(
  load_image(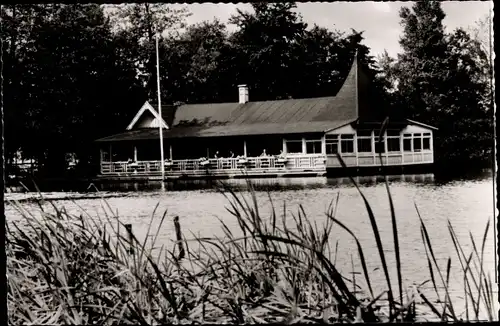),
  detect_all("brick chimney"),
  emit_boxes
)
[238,84,249,104]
